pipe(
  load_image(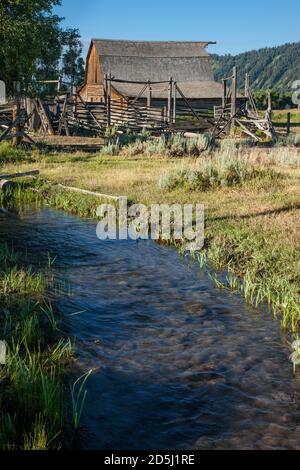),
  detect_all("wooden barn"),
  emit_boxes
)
[79,39,224,109]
